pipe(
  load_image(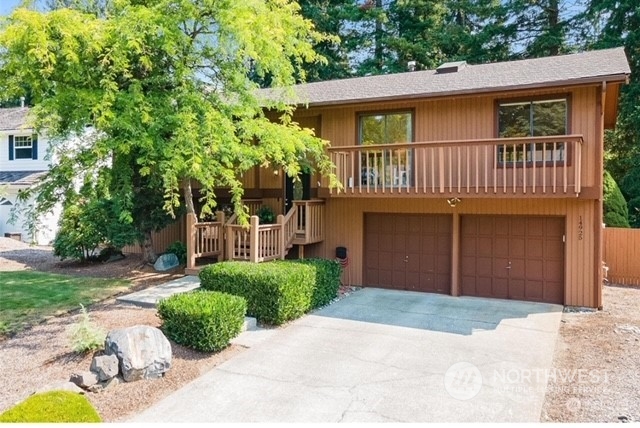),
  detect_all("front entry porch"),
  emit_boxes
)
[185,199,324,274]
